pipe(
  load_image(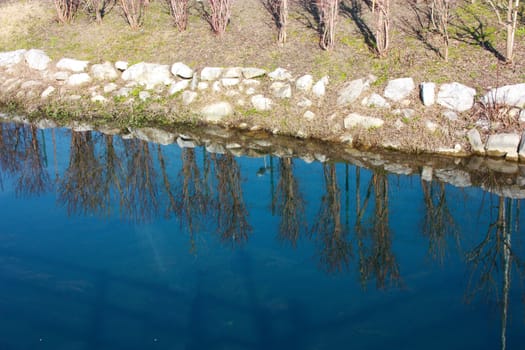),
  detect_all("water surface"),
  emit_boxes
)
[0,121,524,350]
